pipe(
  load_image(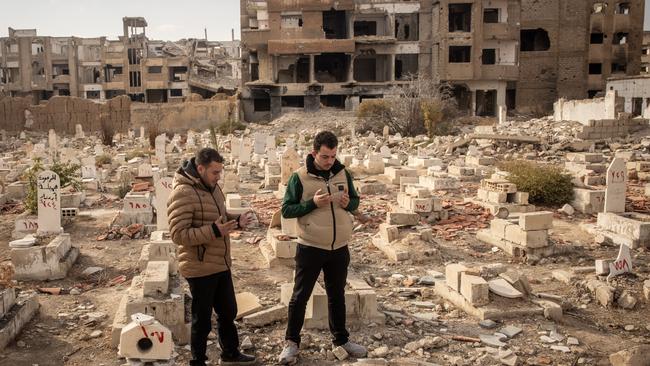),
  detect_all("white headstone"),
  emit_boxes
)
[254,134,267,155]
[138,163,153,178]
[240,138,253,164]
[81,157,97,179]
[281,148,300,185]
[382,126,390,138]
[266,135,276,150]
[607,243,632,280]
[380,146,392,158]
[37,170,61,234]
[75,124,85,138]
[94,144,104,156]
[155,134,166,166]
[155,177,173,230]
[604,158,627,213]
[48,129,57,152]
[267,147,278,165]
[19,131,26,139]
